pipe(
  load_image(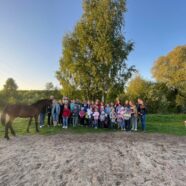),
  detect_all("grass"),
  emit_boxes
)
[0,114,186,138]
[146,114,186,136]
